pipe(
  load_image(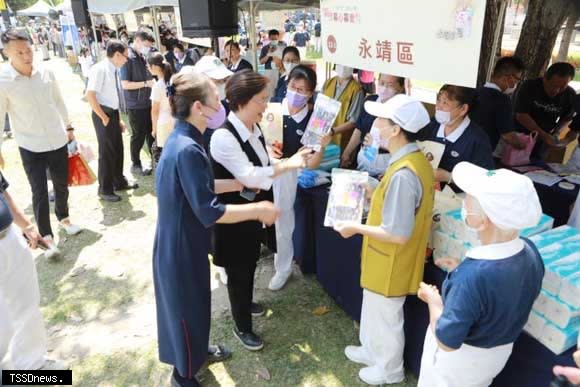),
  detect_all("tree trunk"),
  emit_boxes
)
[514,0,573,79]
[556,3,579,62]
[477,0,505,86]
